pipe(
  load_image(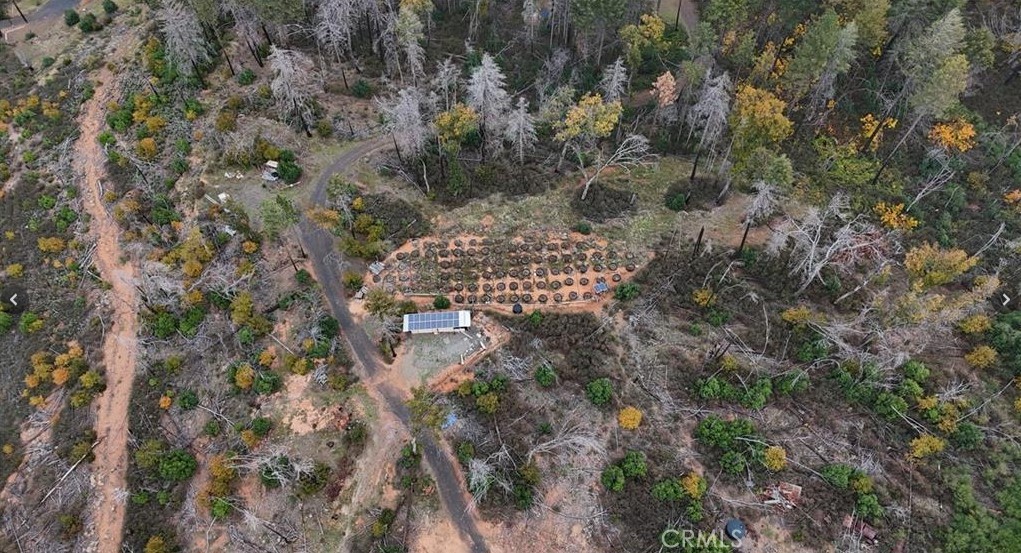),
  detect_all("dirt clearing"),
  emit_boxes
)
[75,32,140,553]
